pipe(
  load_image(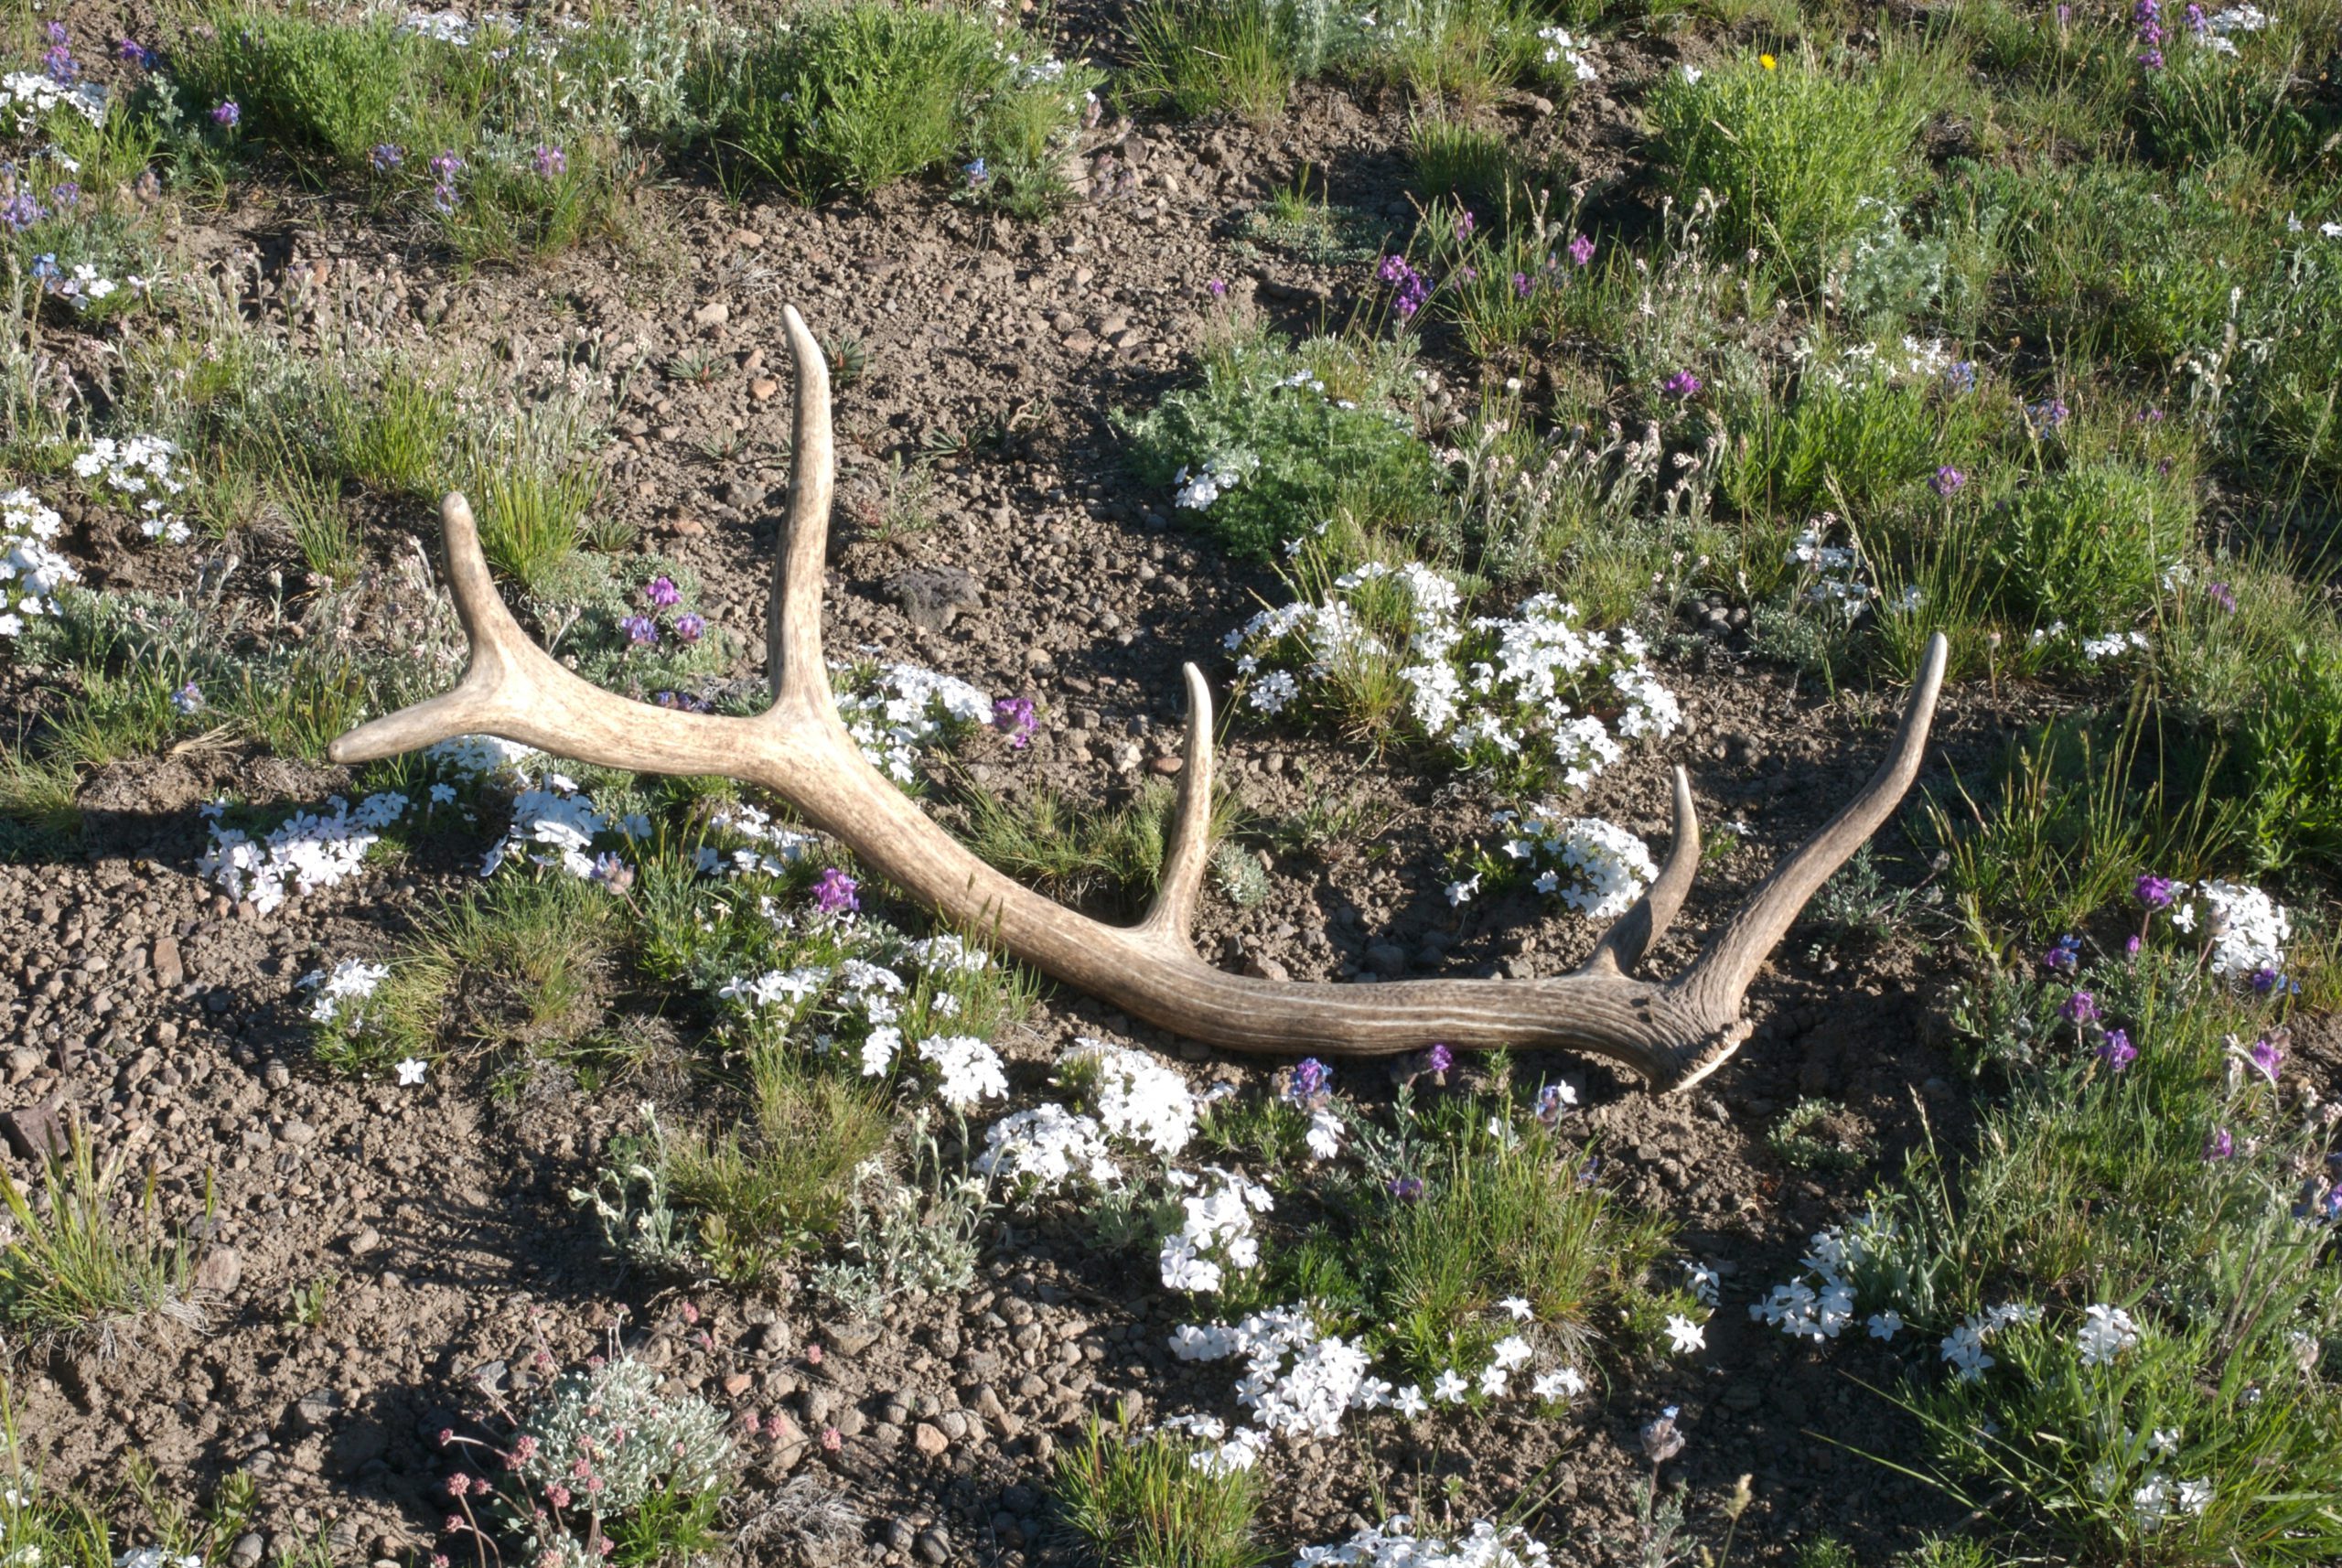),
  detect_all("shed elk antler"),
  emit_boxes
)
[330,306,1949,1092]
